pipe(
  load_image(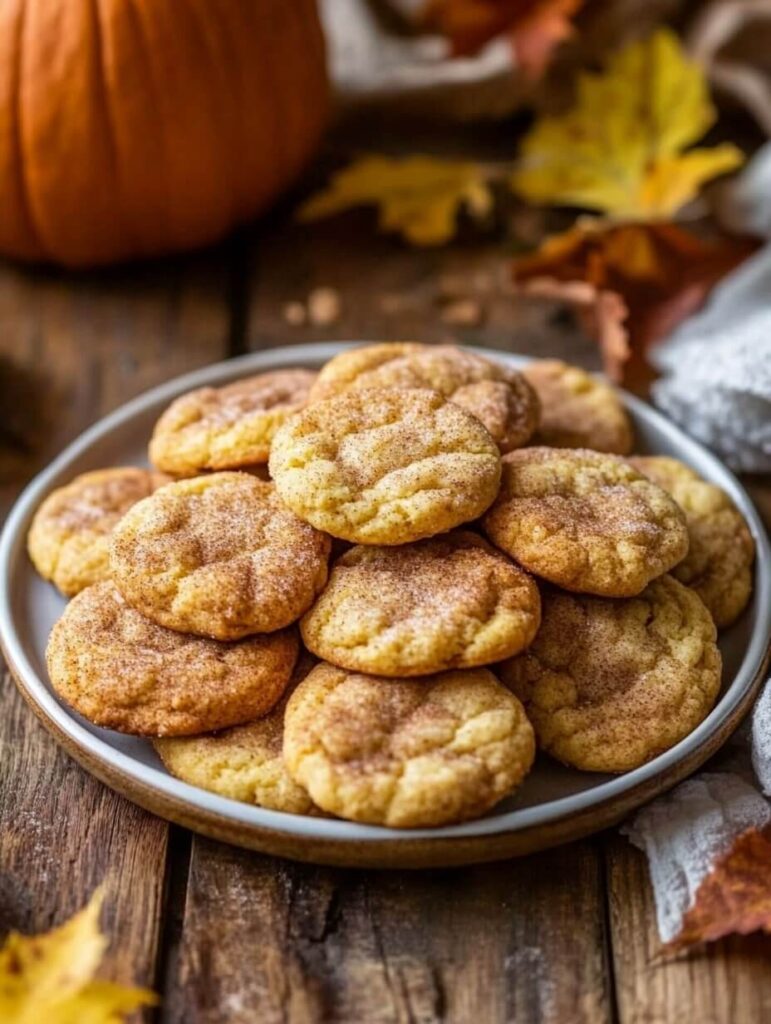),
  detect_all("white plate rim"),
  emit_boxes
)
[1,341,769,845]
